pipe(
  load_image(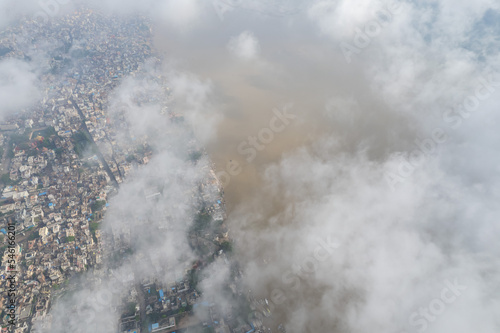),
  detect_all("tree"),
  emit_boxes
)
[91,200,106,212]
[126,302,136,316]
[192,212,212,233]
[220,241,232,253]
[90,222,100,233]
[28,230,40,241]
[72,131,95,157]
[189,151,202,162]
[44,126,56,137]
[188,269,199,291]
[1,173,11,185]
